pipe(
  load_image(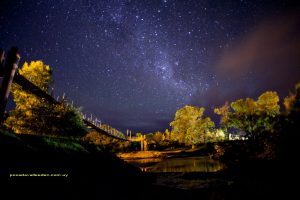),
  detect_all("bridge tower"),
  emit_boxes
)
[140,135,148,151]
[0,47,20,123]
